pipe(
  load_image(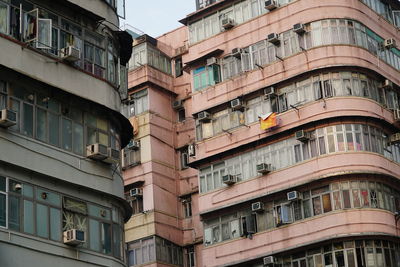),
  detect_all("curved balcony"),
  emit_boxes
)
[185,0,399,63]
[198,152,400,213]
[201,209,398,267]
[191,96,395,165]
[66,0,119,26]
[190,45,399,114]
